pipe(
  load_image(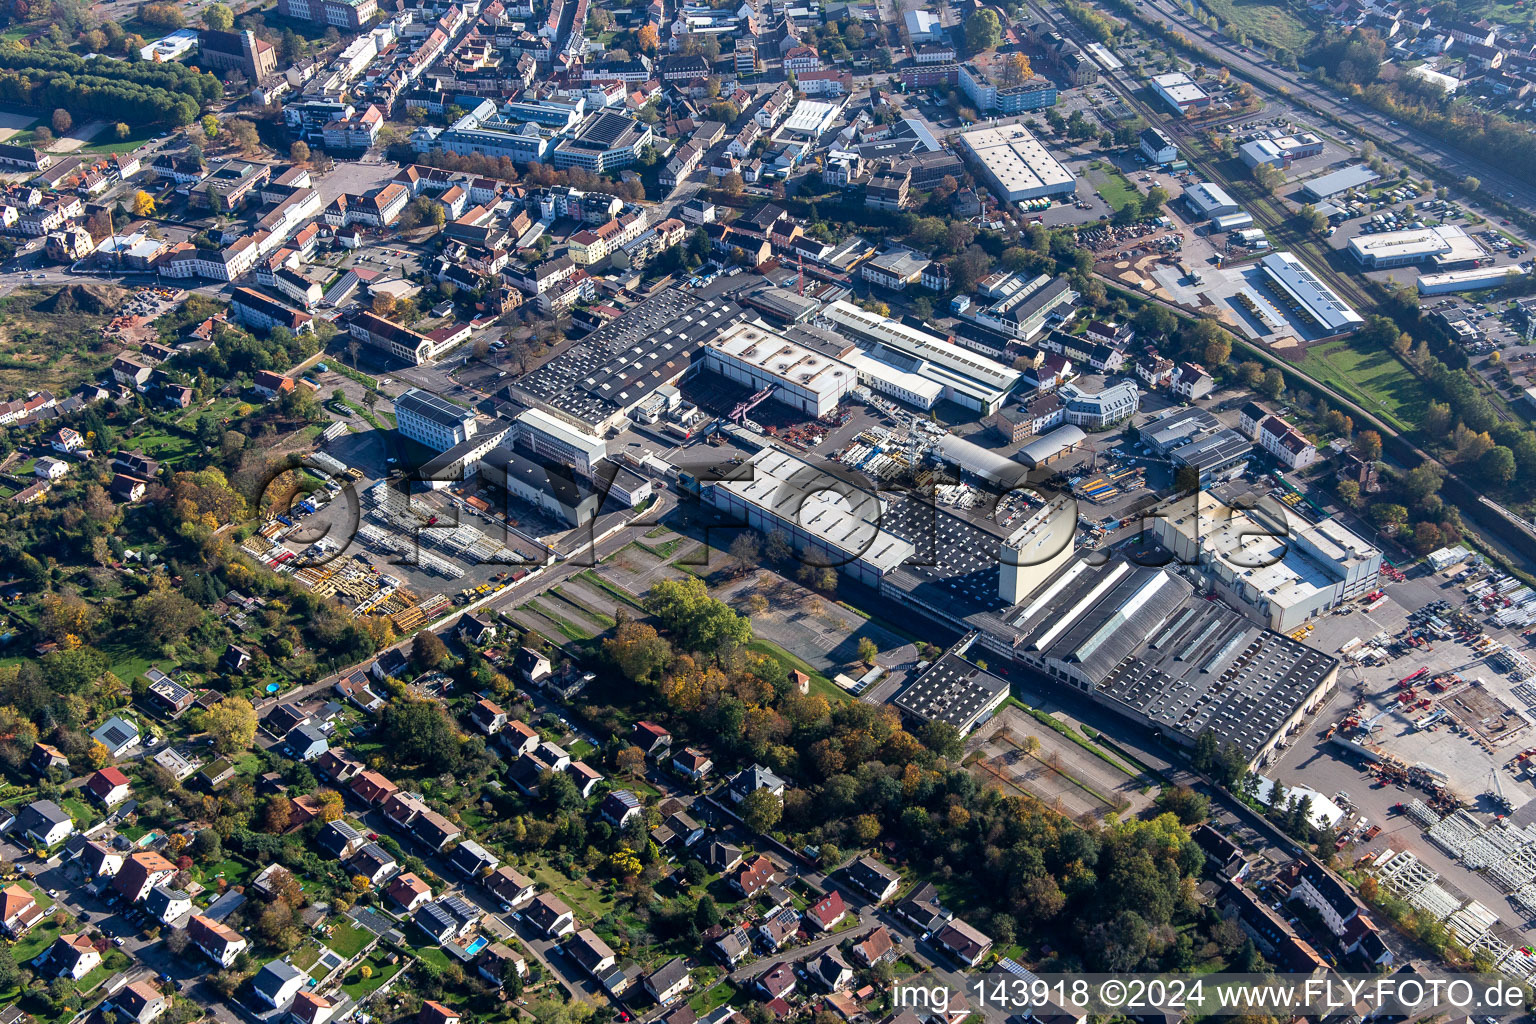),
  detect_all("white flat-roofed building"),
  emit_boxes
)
[821,300,1020,413]
[704,447,916,588]
[840,348,945,410]
[1154,491,1382,632]
[1184,181,1241,220]
[903,8,942,42]
[1260,251,1364,334]
[395,388,478,452]
[1240,133,1325,169]
[514,407,608,477]
[782,100,841,137]
[702,320,856,417]
[1418,264,1531,294]
[1347,224,1485,269]
[1150,72,1209,115]
[956,125,1076,203]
